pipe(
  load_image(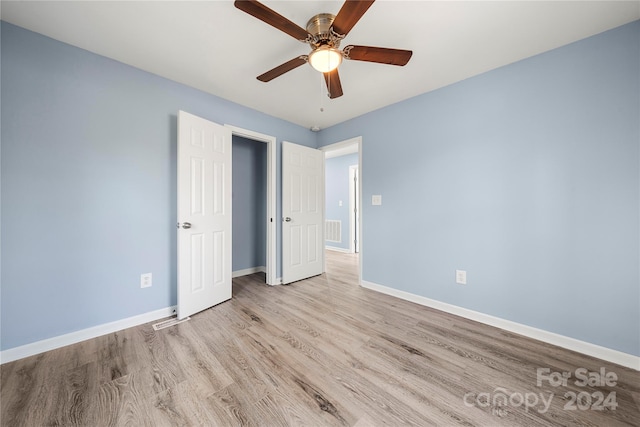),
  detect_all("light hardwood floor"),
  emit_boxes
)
[2,251,639,426]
